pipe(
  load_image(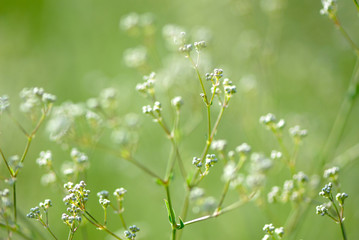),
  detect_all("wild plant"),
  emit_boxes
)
[0,0,358,239]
